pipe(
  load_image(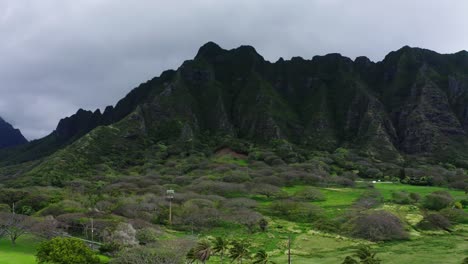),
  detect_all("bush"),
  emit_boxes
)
[351,211,408,241]
[136,227,161,245]
[440,208,468,224]
[423,191,454,211]
[391,191,412,204]
[269,200,323,222]
[38,200,85,216]
[294,187,325,201]
[99,242,121,256]
[353,190,383,209]
[110,239,193,264]
[409,192,421,203]
[36,237,100,264]
[417,213,452,231]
